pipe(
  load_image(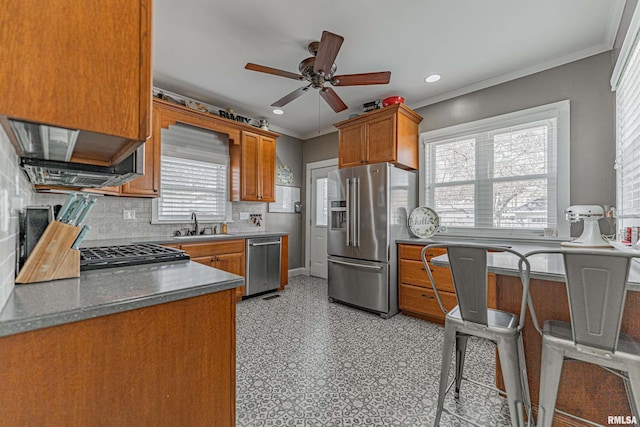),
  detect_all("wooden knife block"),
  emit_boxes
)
[16,221,81,284]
